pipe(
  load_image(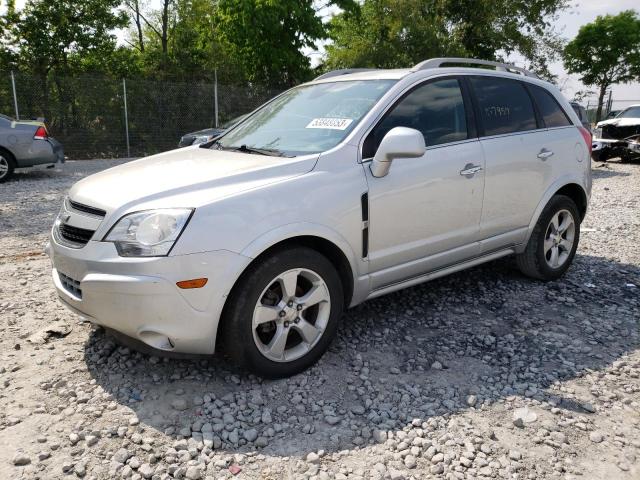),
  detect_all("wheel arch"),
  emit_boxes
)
[251,236,353,305]
[555,183,588,221]
[0,145,16,163]
[521,179,588,252]
[216,233,359,349]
